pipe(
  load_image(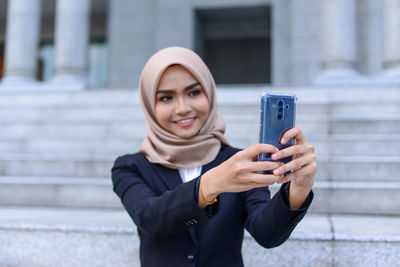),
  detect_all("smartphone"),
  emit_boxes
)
[258,93,297,173]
